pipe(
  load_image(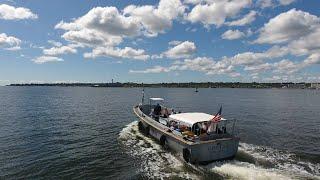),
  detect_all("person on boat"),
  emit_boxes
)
[154,103,161,115]
[163,108,169,118]
[153,103,162,121]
